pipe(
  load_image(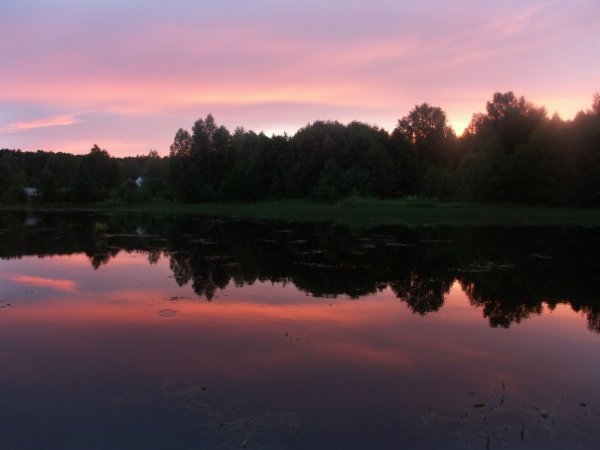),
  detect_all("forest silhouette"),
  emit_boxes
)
[1,91,599,206]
